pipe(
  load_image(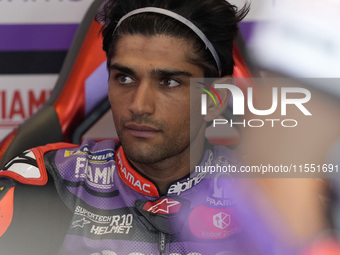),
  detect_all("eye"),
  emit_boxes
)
[115,74,134,85]
[159,78,180,88]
